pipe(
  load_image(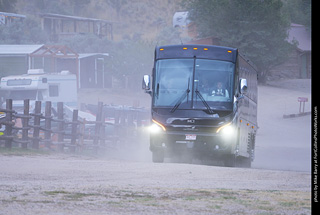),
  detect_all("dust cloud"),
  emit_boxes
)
[253,79,311,172]
[82,79,311,172]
